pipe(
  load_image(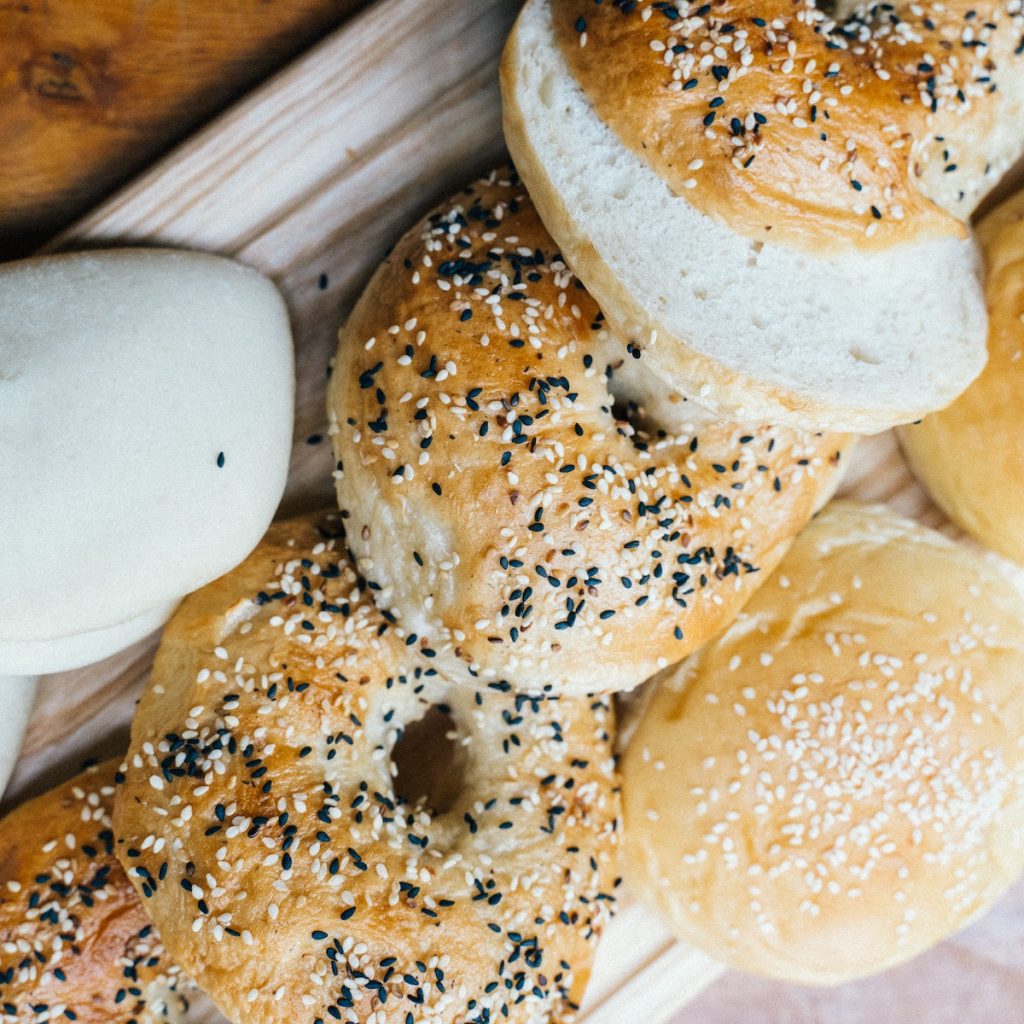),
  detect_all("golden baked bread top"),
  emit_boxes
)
[114,511,620,1024]
[623,502,1024,983]
[329,168,847,694]
[552,0,1024,248]
[0,760,185,1024]
[897,186,1024,563]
